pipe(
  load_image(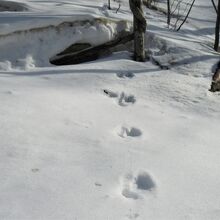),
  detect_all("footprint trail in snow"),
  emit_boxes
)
[104,72,157,204]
